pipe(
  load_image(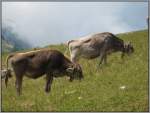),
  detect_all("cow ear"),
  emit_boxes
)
[129,42,133,46]
[66,67,74,73]
[127,42,132,47]
[124,43,127,48]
